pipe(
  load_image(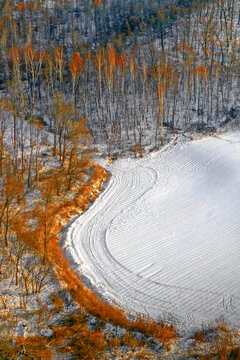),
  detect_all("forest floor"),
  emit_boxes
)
[65,130,240,336]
